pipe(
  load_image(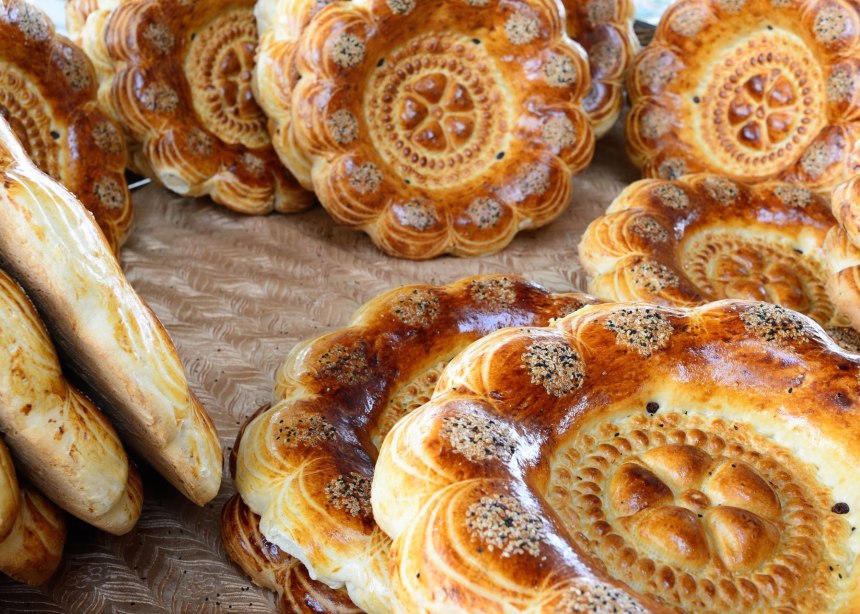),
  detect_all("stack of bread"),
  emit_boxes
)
[213,0,860,612]
[0,0,223,585]
[1,0,860,610]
